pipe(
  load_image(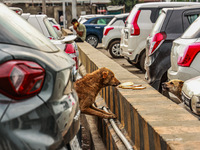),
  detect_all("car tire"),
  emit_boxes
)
[86,35,98,48]
[133,51,146,72]
[109,40,123,58]
[139,52,146,73]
